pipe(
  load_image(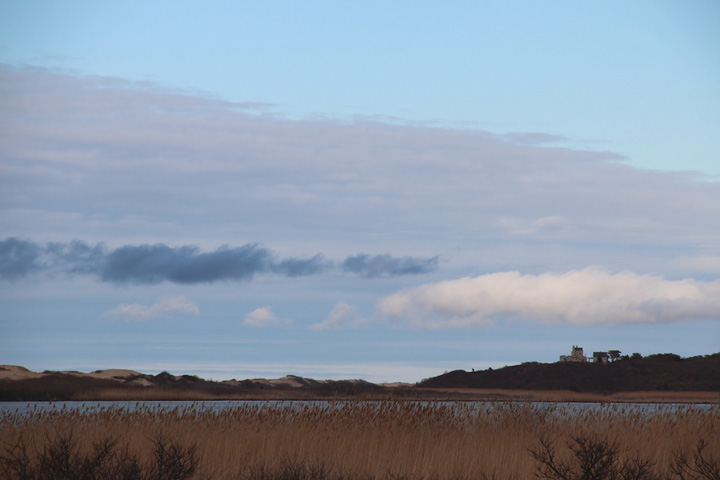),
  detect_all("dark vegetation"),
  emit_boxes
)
[529,435,720,480]
[0,373,124,402]
[0,431,198,480]
[1,352,718,402]
[418,353,720,392]
[2,430,718,480]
